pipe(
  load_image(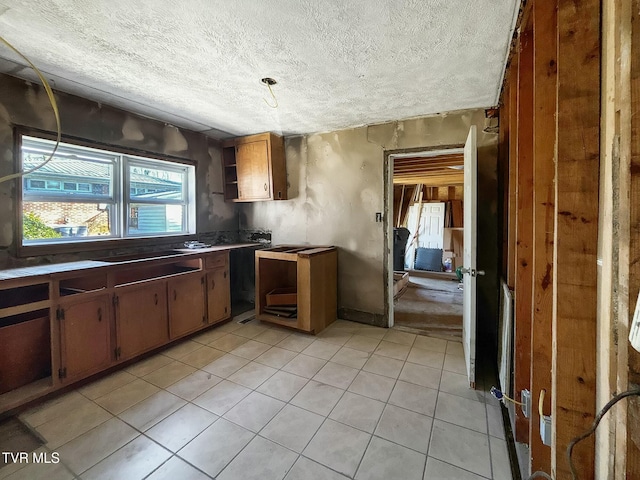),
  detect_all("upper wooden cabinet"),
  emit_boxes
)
[222,132,287,202]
